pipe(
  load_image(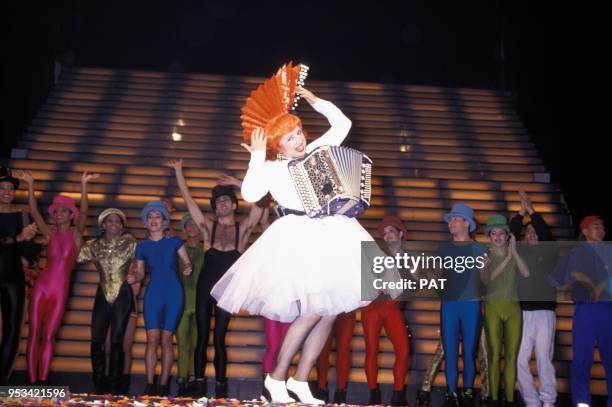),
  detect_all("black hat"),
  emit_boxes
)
[210,185,238,211]
[0,166,19,189]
